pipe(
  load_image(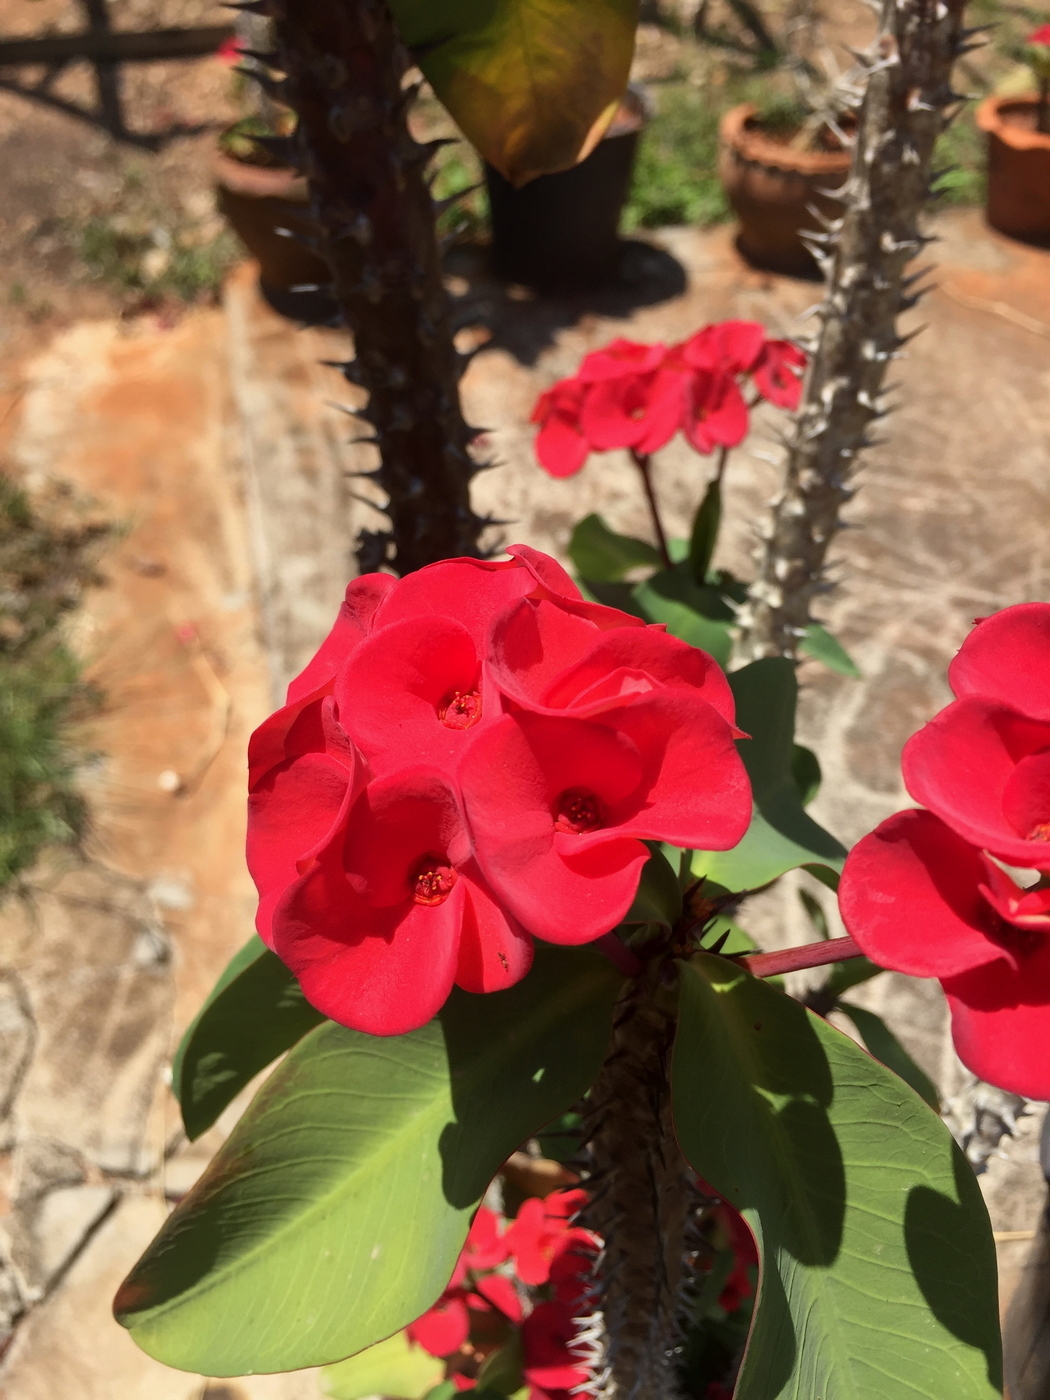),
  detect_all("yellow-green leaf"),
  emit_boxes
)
[323,1331,444,1400]
[389,0,639,185]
